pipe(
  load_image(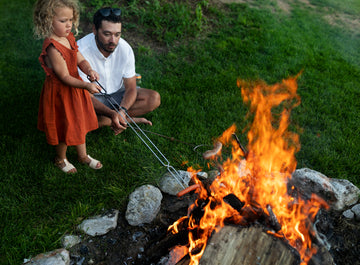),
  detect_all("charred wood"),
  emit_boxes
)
[266,204,282,232]
[145,229,189,263]
[223,193,245,213]
[232,133,248,158]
